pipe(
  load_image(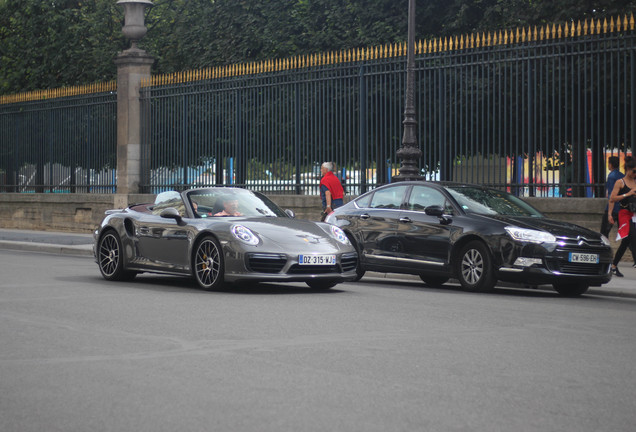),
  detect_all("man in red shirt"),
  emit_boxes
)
[319,161,344,219]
